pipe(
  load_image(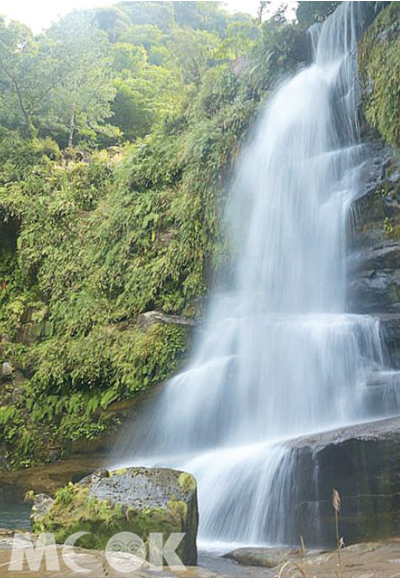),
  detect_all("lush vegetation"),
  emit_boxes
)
[0,2,357,468]
[359,2,400,148]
